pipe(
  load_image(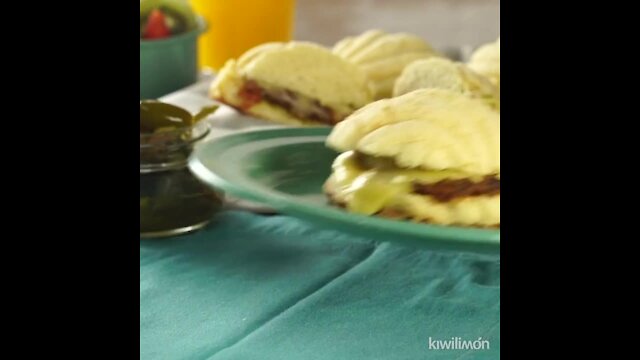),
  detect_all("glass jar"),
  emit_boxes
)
[140,119,222,238]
